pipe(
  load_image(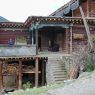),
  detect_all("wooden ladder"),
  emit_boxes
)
[79,6,93,49]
